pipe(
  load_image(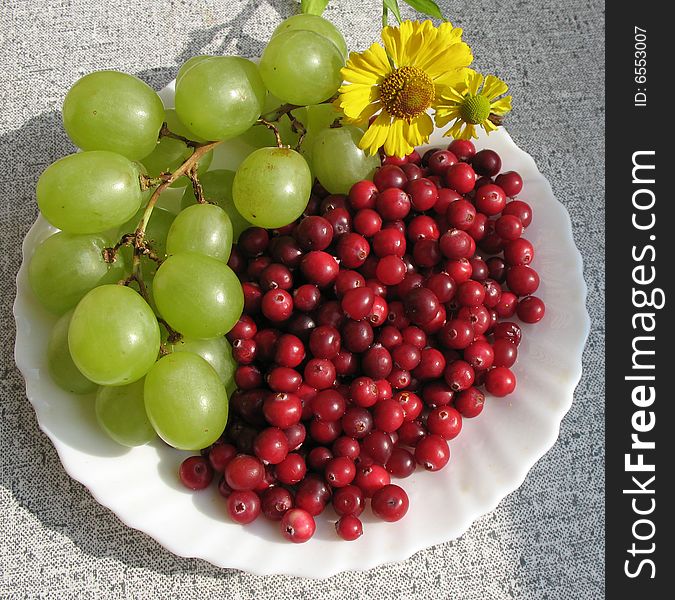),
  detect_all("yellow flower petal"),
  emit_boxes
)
[359,111,392,156]
[338,84,381,119]
[383,118,414,157]
[482,119,498,134]
[403,113,434,148]
[342,43,391,84]
[482,75,508,101]
[490,96,512,115]
[434,105,461,128]
[466,70,483,96]
[382,20,417,67]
